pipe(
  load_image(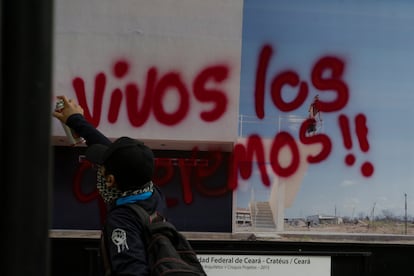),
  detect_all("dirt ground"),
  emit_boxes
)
[275,220,414,244]
[284,220,414,235]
